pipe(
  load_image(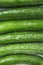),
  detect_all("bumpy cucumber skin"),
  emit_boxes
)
[0,20,43,34]
[0,0,43,7]
[0,7,43,20]
[0,32,43,44]
[0,55,43,65]
[0,43,43,56]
